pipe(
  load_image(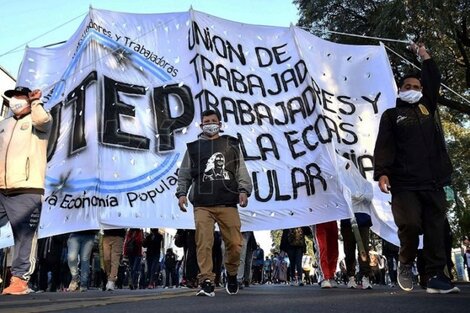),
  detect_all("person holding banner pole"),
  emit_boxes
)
[0,87,52,295]
[373,43,459,294]
[338,157,374,289]
[176,109,252,297]
[340,213,373,289]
